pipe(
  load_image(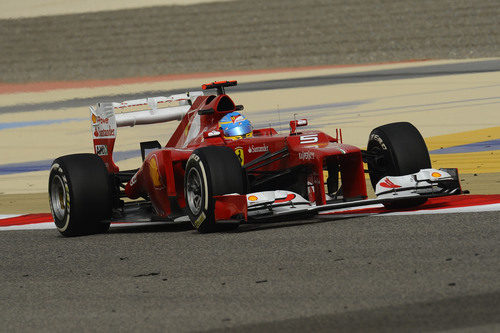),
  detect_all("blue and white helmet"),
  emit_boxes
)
[218,112,253,140]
